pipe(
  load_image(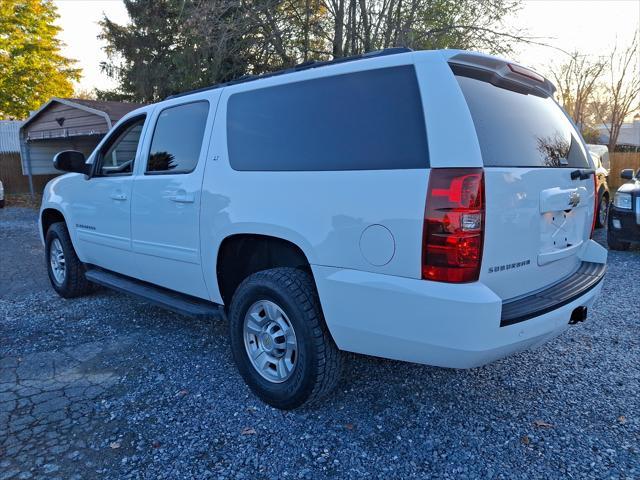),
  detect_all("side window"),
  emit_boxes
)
[226,65,429,171]
[146,101,210,174]
[98,117,145,176]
